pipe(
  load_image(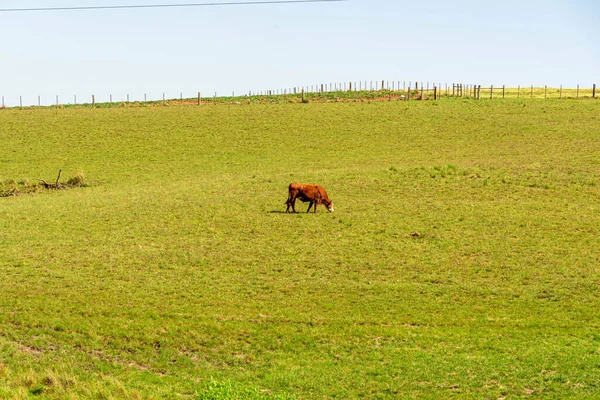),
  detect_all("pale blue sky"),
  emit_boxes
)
[1,0,598,106]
